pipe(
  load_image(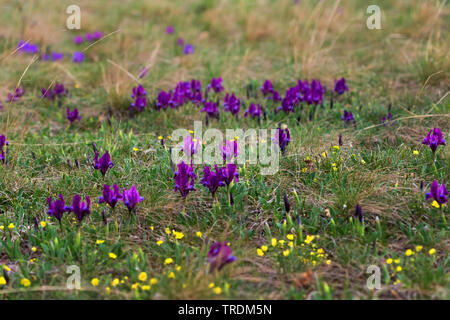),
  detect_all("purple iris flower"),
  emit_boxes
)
[67,107,81,123]
[208,242,236,272]
[341,110,354,123]
[426,180,448,206]
[156,91,171,110]
[223,93,240,115]
[73,35,83,45]
[177,38,185,46]
[207,78,224,93]
[93,151,114,177]
[99,184,122,209]
[174,160,196,198]
[47,194,70,222]
[0,134,8,164]
[6,87,24,103]
[334,77,348,95]
[73,51,84,63]
[130,84,147,111]
[93,31,103,40]
[222,164,239,186]
[275,127,290,153]
[85,33,94,42]
[422,128,446,153]
[17,41,39,54]
[201,165,225,197]
[269,90,282,101]
[183,44,194,55]
[41,53,50,61]
[221,140,238,162]
[201,101,219,118]
[52,52,64,61]
[166,26,174,34]
[382,113,393,126]
[182,135,200,157]
[244,103,262,118]
[260,80,274,96]
[310,79,324,105]
[122,185,144,213]
[41,83,67,100]
[138,67,149,79]
[68,195,91,222]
